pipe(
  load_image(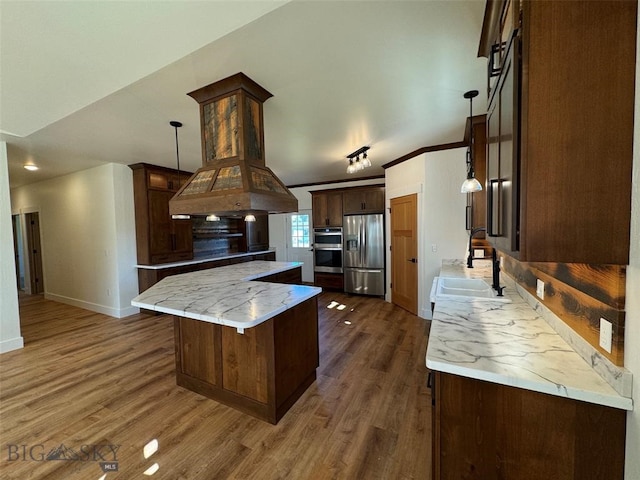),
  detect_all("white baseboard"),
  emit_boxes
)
[419,306,432,320]
[45,293,139,319]
[0,336,24,353]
